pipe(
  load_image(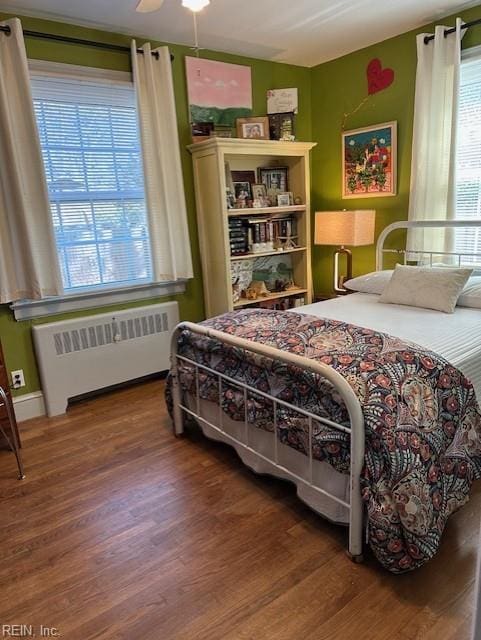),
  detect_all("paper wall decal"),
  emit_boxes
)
[367,58,394,95]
